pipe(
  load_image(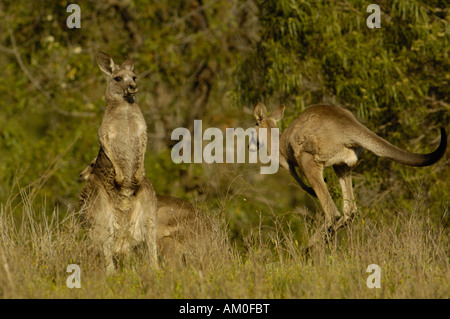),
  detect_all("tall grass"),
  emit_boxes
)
[0,178,448,299]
